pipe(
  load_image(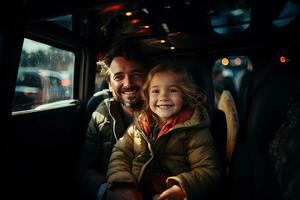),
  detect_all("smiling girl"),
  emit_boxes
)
[106,61,222,200]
